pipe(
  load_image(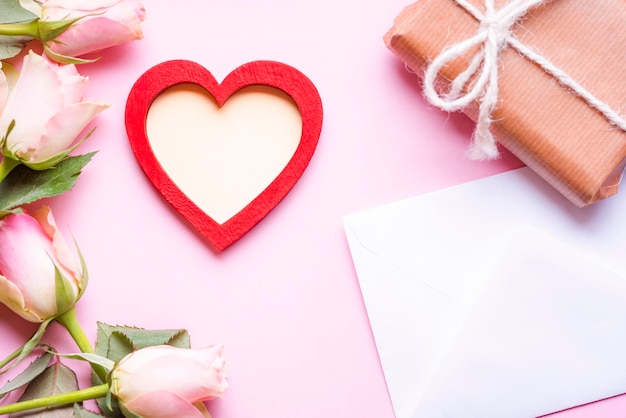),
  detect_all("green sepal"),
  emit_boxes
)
[54,235,88,308]
[54,264,76,316]
[43,43,98,64]
[0,318,53,374]
[195,402,212,418]
[22,127,95,171]
[0,207,20,219]
[0,351,52,398]
[103,388,122,418]
[0,155,20,184]
[0,152,96,211]
[118,401,143,418]
[93,328,132,416]
[37,16,82,42]
[0,119,16,149]
[75,238,89,301]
